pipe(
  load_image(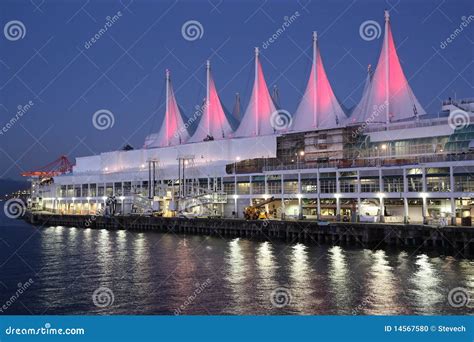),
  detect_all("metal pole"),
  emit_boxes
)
[178,159,181,198]
[384,11,390,126]
[182,160,186,198]
[148,161,152,199]
[255,47,259,136]
[165,69,170,146]
[206,60,211,137]
[152,161,156,198]
[313,31,318,128]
